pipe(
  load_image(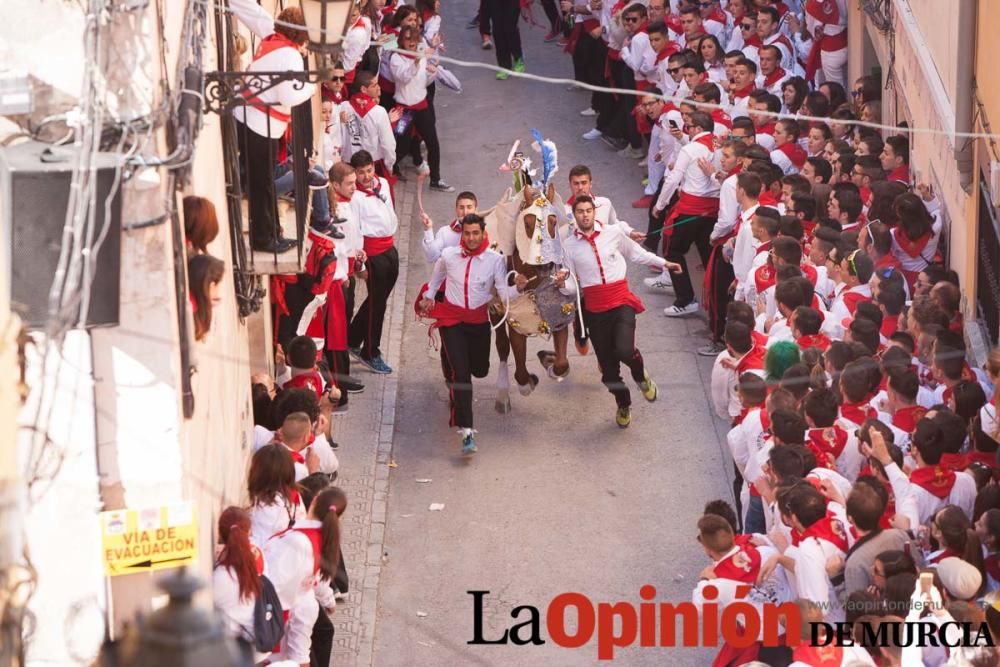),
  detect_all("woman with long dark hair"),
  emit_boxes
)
[781,76,808,115]
[248,443,306,548]
[890,191,942,291]
[213,506,264,645]
[188,254,225,341]
[183,196,219,254]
